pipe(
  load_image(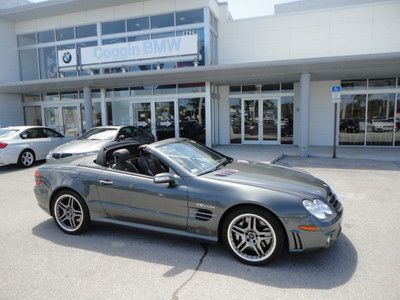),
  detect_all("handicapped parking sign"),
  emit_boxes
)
[331,86,341,93]
[331,85,341,103]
